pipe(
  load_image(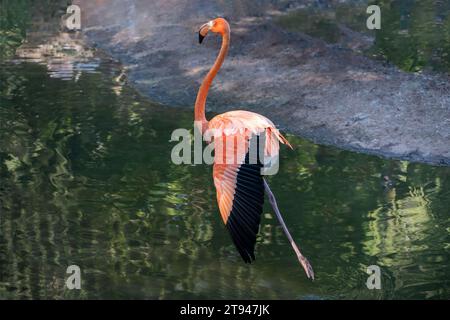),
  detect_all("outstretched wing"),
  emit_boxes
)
[209,110,291,263]
[213,134,264,263]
